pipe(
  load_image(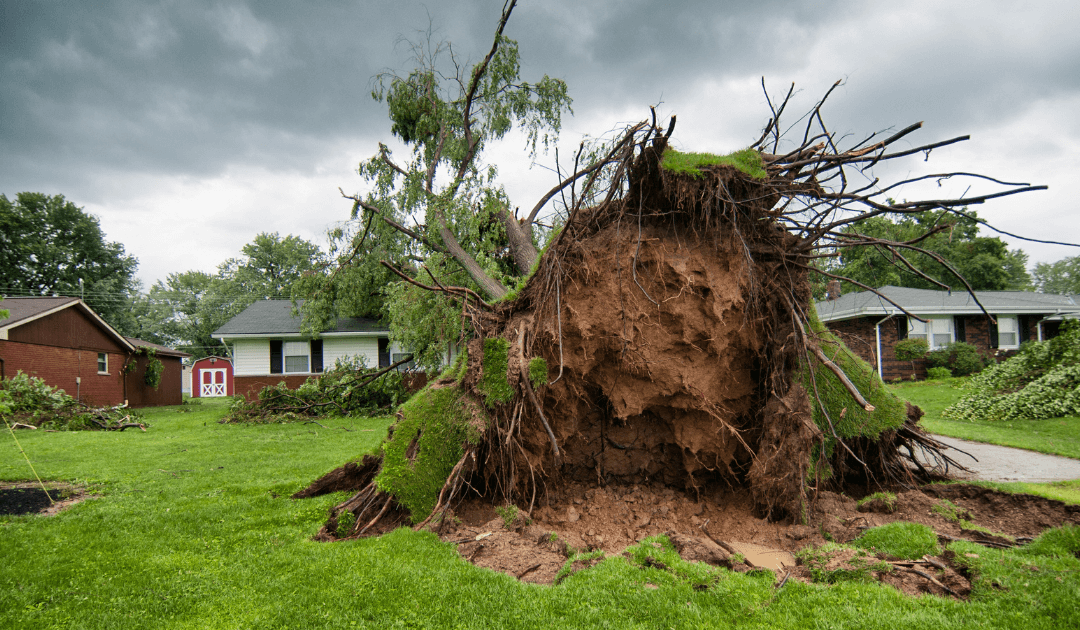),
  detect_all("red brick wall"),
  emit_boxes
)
[125,355,185,408]
[234,375,314,401]
[0,339,126,405]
